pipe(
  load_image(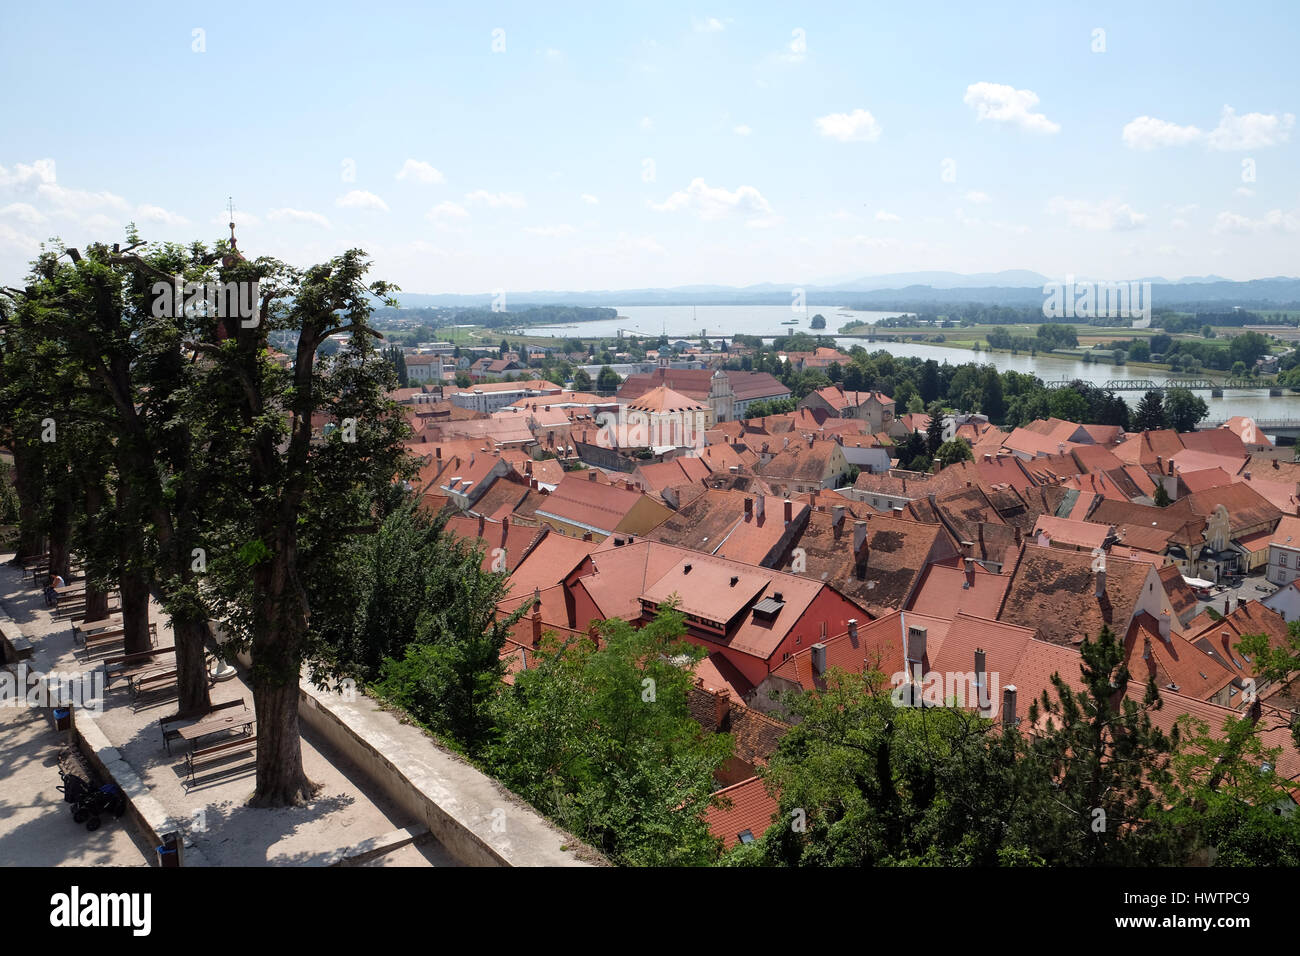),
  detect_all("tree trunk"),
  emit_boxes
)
[249,680,316,807]
[173,615,211,718]
[11,440,43,561]
[80,483,109,622]
[82,585,109,624]
[249,543,316,807]
[118,567,152,657]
